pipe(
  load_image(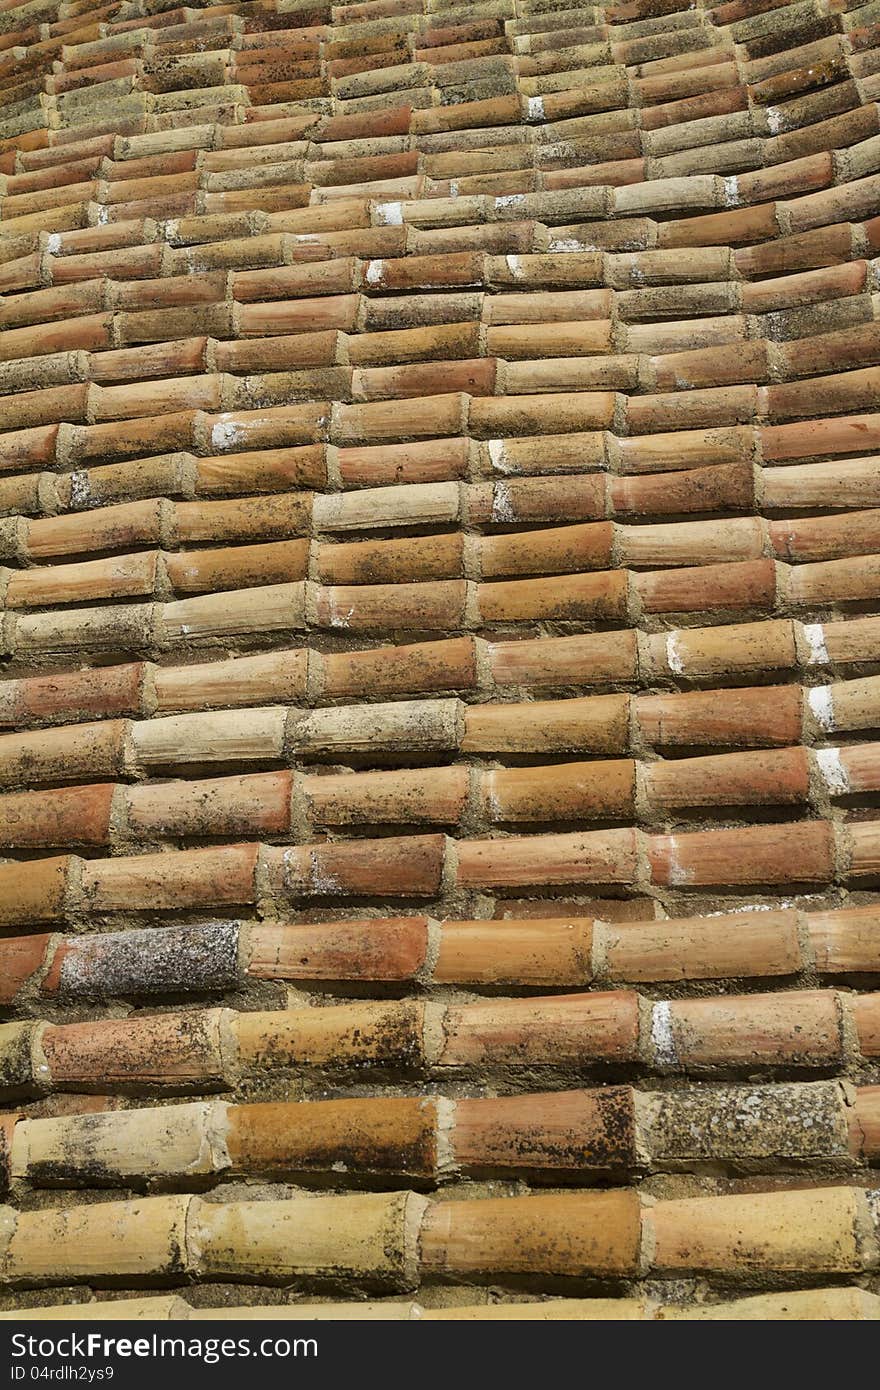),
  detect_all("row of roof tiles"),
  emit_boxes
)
[5,567,880,666]
[1,1080,878,1188]
[4,415,878,491]
[0,1183,876,1287]
[6,388,880,483]
[3,507,880,581]
[2,902,879,998]
[6,741,880,847]
[2,987,879,1096]
[3,259,878,338]
[3,312,880,402]
[1,618,877,726]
